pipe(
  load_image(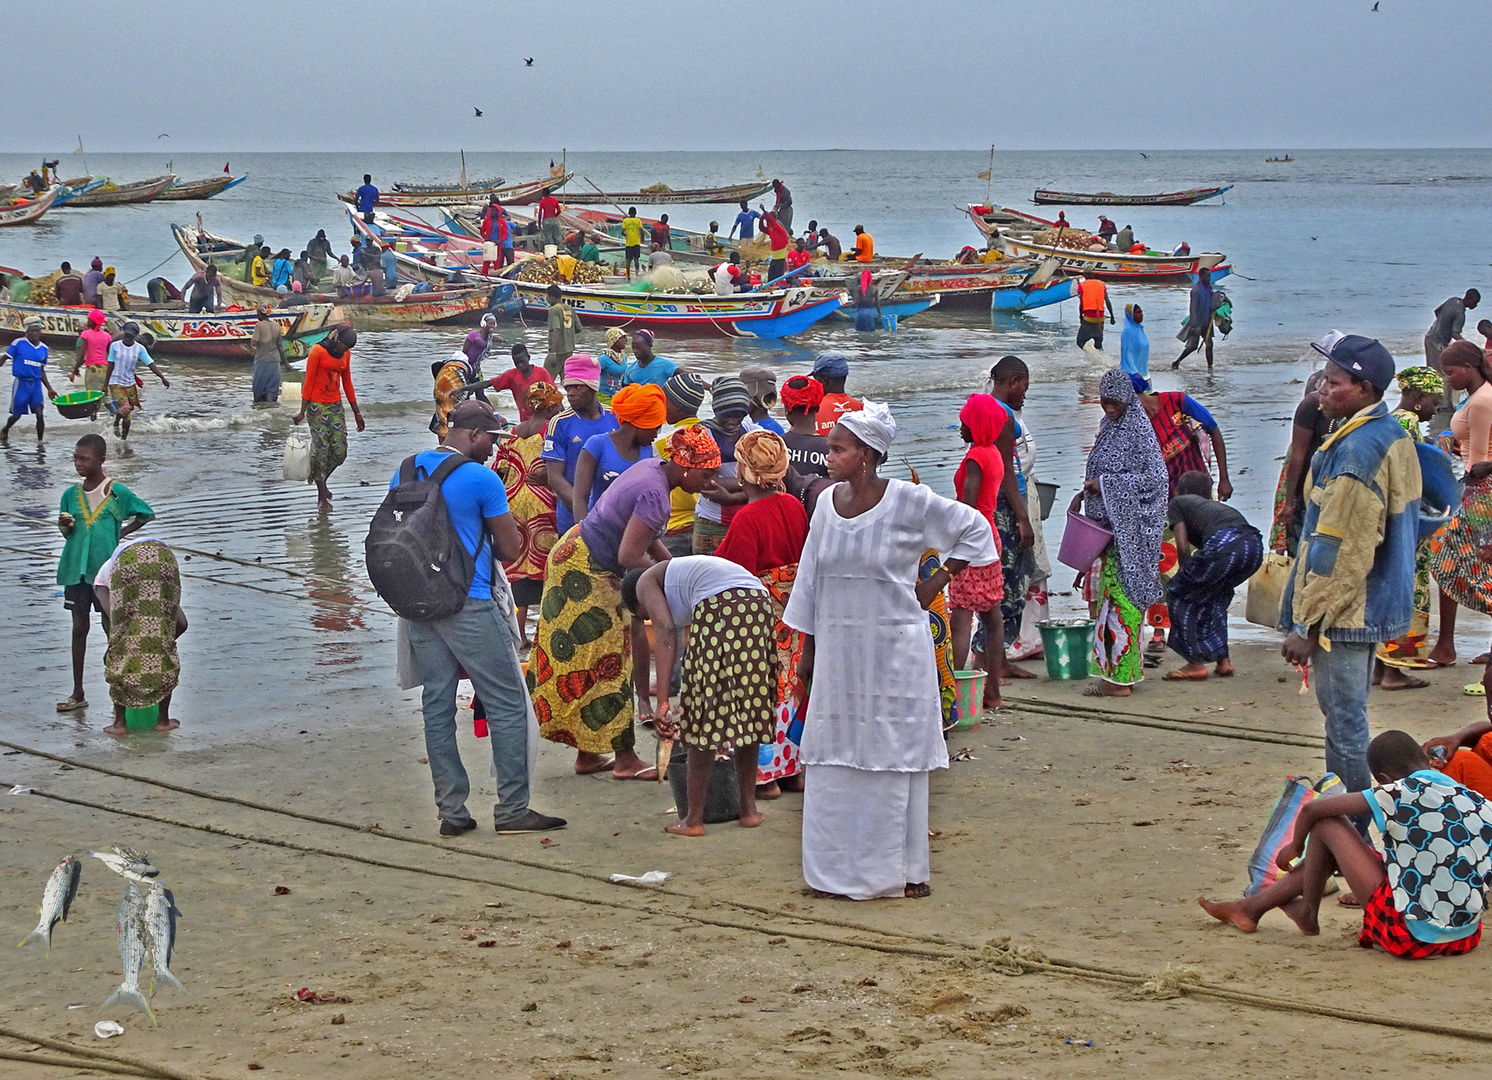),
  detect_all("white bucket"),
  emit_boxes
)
[543,244,558,258]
